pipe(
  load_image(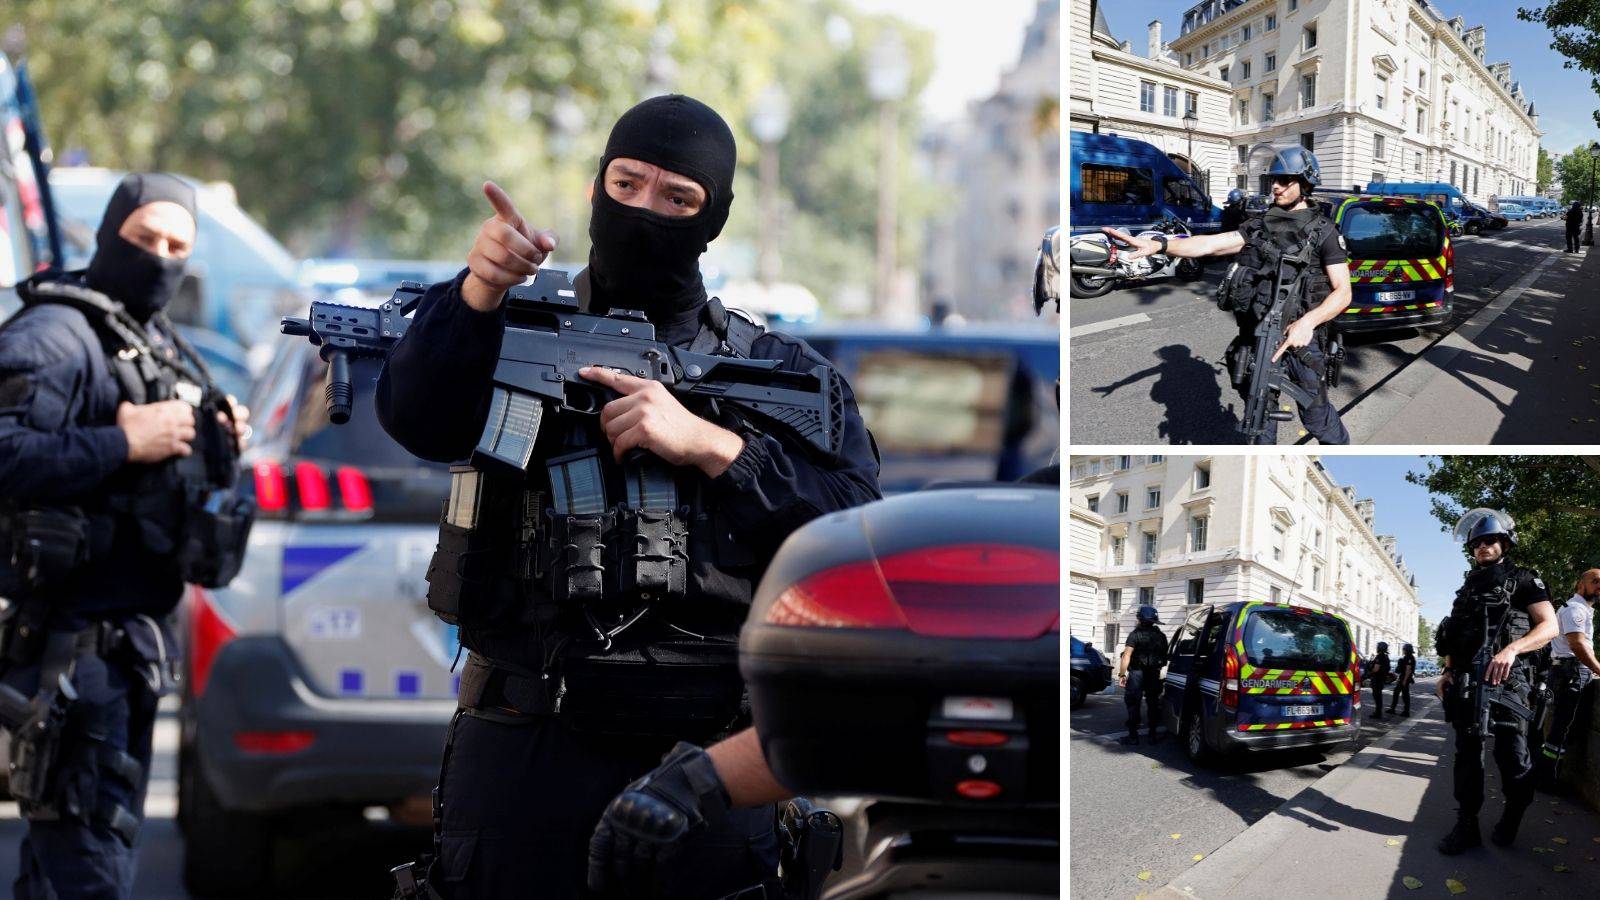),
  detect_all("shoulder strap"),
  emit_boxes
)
[693,297,764,359]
